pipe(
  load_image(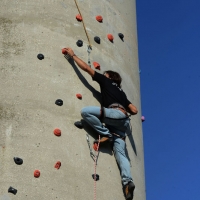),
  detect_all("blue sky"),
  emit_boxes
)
[136,0,200,199]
